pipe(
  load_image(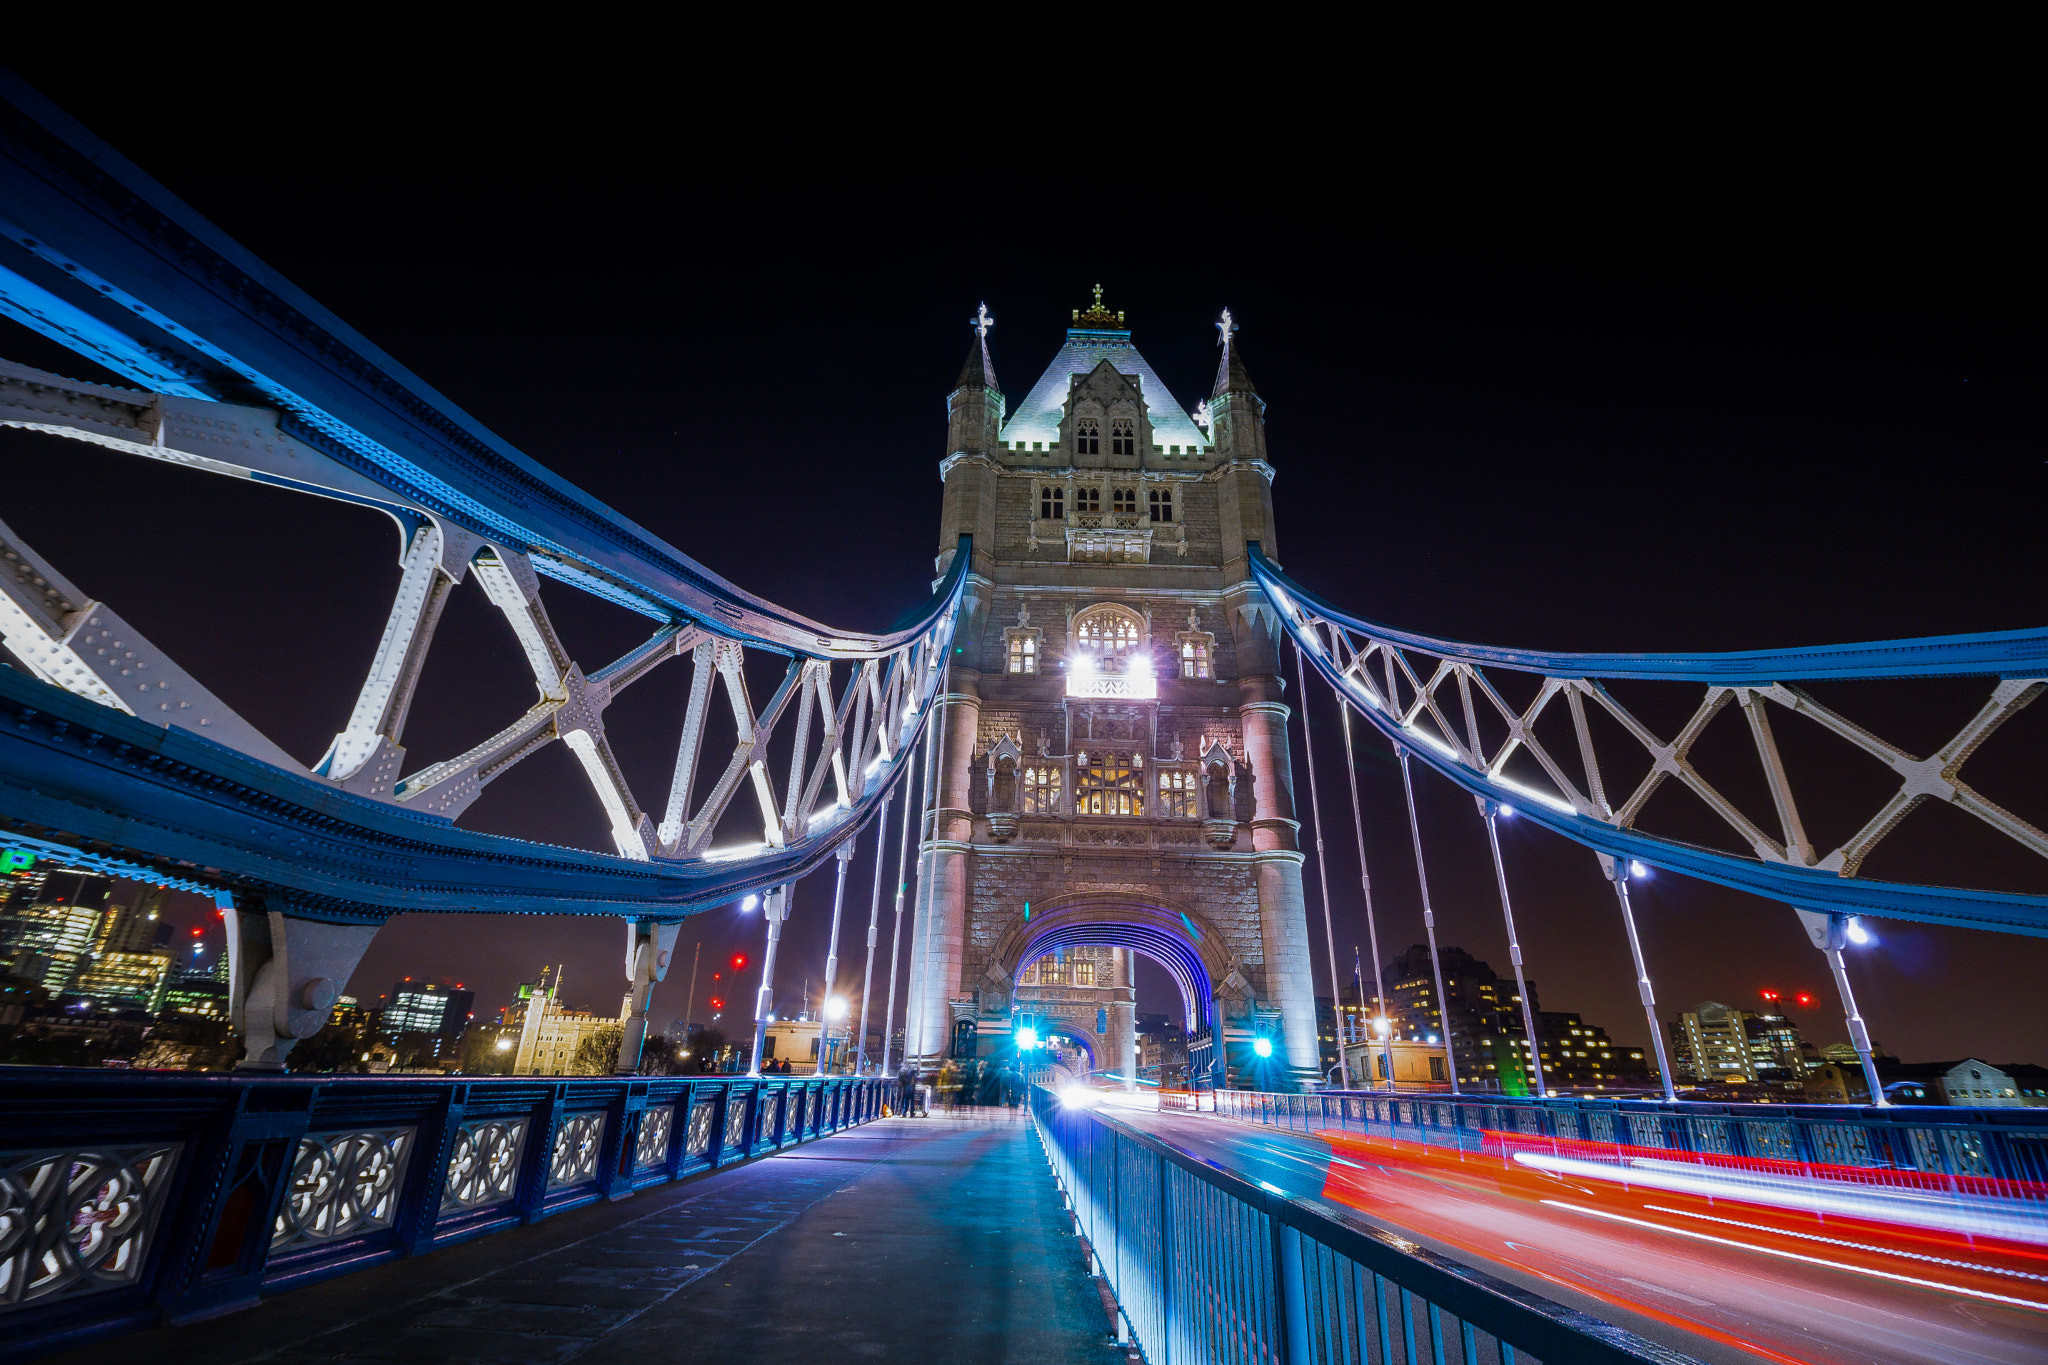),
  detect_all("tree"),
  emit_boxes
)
[459,1025,516,1074]
[287,1023,366,1074]
[685,1027,730,1073]
[570,1023,623,1075]
[637,1032,683,1075]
